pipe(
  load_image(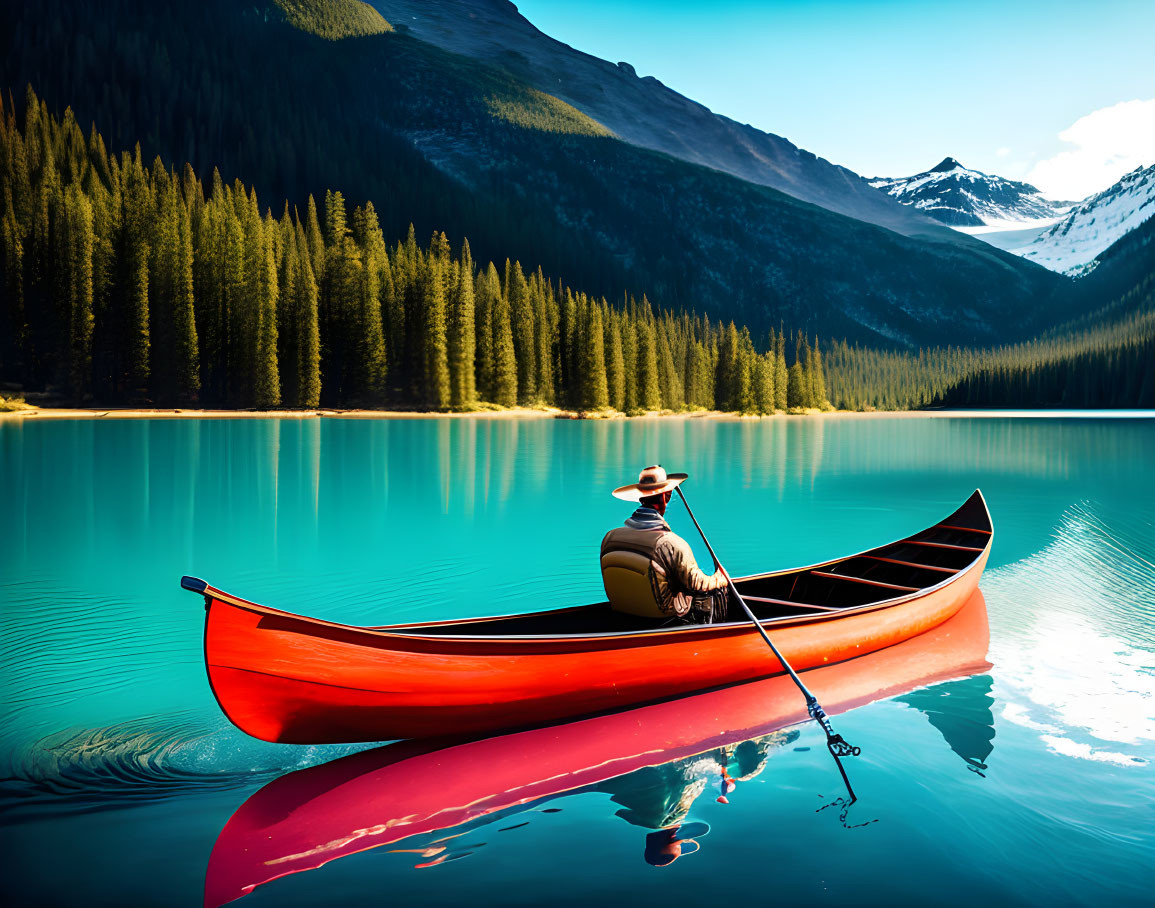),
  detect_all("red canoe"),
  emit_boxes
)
[182,490,992,744]
[204,589,992,906]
